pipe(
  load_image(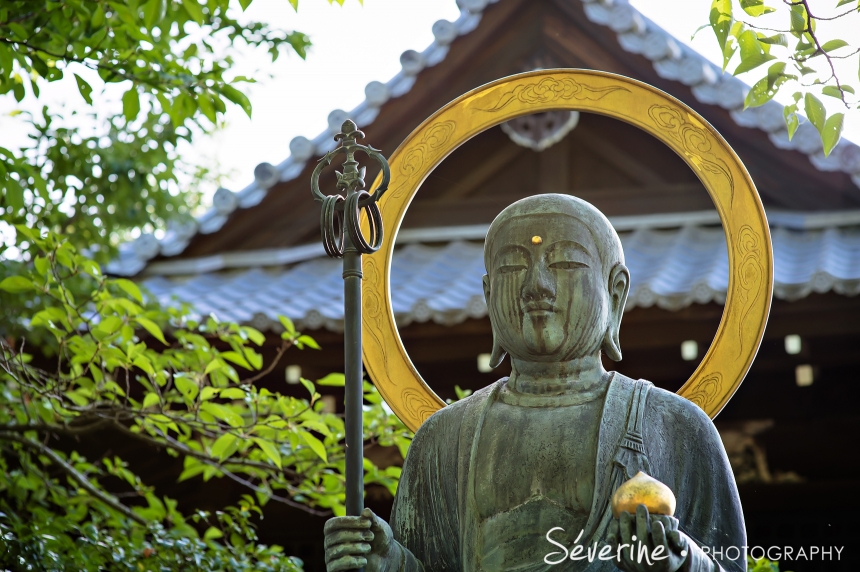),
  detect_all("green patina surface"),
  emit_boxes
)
[324,195,745,572]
